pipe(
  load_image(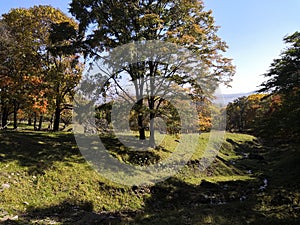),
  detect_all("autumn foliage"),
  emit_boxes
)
[0,6,82,130]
